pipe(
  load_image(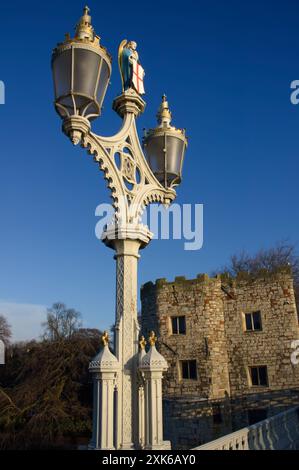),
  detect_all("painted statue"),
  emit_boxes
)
[118,40,145,95]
